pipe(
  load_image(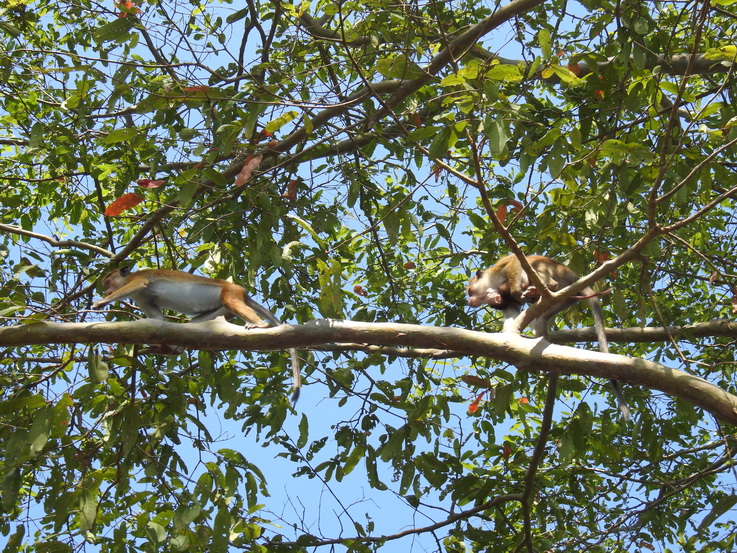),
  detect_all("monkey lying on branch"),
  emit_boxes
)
[467,254,630,420]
